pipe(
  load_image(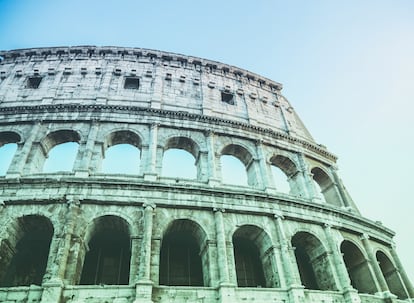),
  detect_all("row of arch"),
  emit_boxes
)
[0,214,408,299]
[0,129,343,206]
